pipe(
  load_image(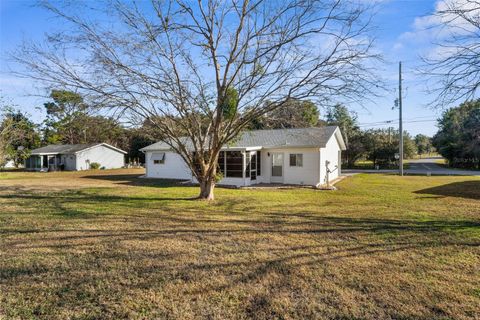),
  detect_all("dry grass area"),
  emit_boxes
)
[0,169,479,320]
